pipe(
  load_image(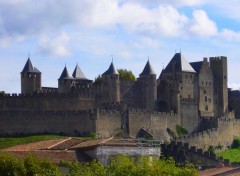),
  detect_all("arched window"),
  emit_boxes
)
[205,105,208,111]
